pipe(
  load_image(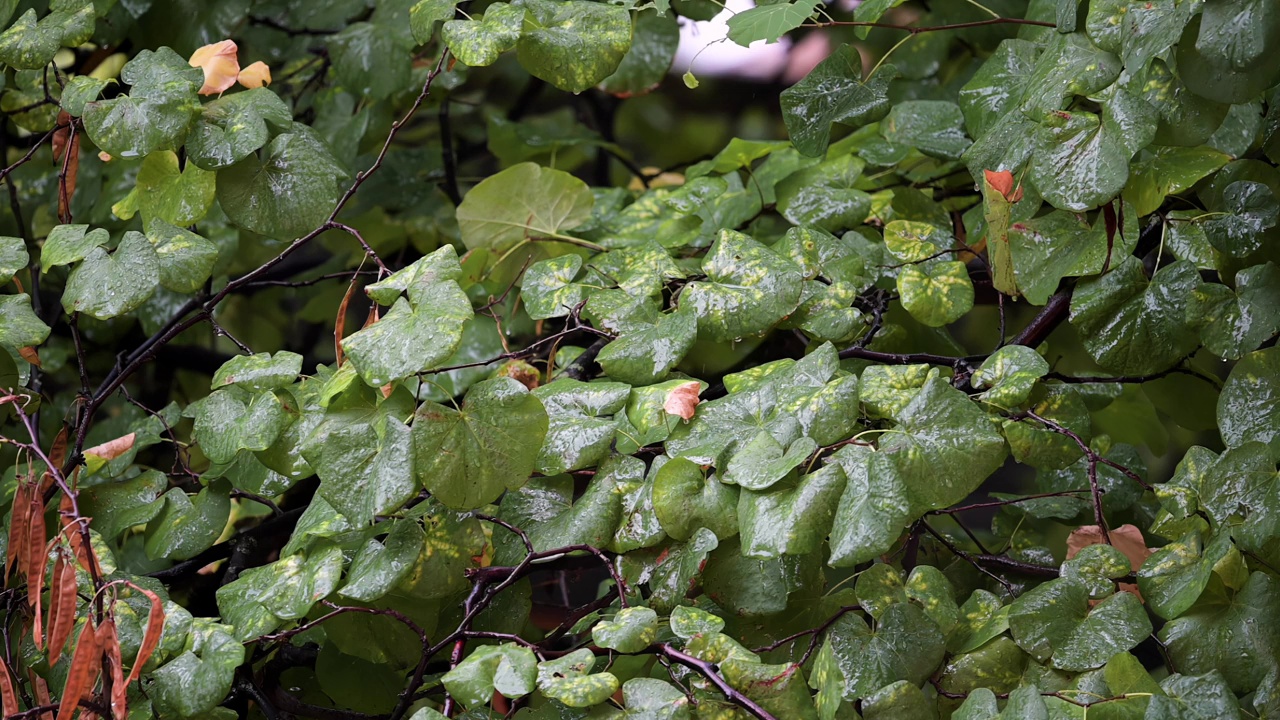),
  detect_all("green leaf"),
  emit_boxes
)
[781,46,894,157]
[457,162,594,251]
[1160,571,1280,694]
[149,619,245,718]
[522,254,591,320]
[217,125,347,241]
[669,605,724,639]
[339,520,424,601]
[136,150,217,226]
[186,88,293,171]
[1124,146,1231,217]
[212,352,302,391]
[722,429,817,491]
[1029,110,1130,212]
[515,0,633,93]
[720,660,817,720]
[652,457,739,542]
[0,293,52,354]
[188,386,290,464]
[739,463,844,558]
[1069,258,1201,375]
[1149,672,1242,719]
[896,261,974,327]
[1138,533,1234,620]
[144,480,232,561]
[879,376,1008,513]
[1217,346,1280,454]
[592,607,659,653]
[1202,181,1279,258]
[621,678,692,719]
[443,644,538,708]
[216,542,343,640]
[341,291,473,387]
[860,680,930,720]
[82,48,204,159]
[1191,262,1280,360]
[536,649,620,707]
[1008,577,1152,671]
[41,224,108,273]
[144,218,219,294]
[61,232,160,320]
[533,378,631,474]
[882,101,972,160]
[330,22,413,101]
[681,230,803,341]
[725,0,821,46]
[1177,3,1280,105]
[597,308,696,386]
[816,604,946,702]
[442,3,524,67]
[1020,32,1122,117]
[973,345,1049,407]
[1006,205,1138,306]
[775,155,873,232]
[412,377,549,510]
[959,38,1041,140]
[948,590,1011,654]
[0,236,25,284]
[646,528,718,613]
[60,75,108,117]
[826,445,911,567]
